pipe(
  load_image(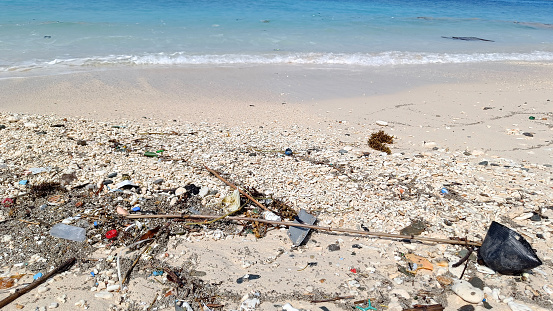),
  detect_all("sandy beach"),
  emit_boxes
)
[0,62,552,311]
